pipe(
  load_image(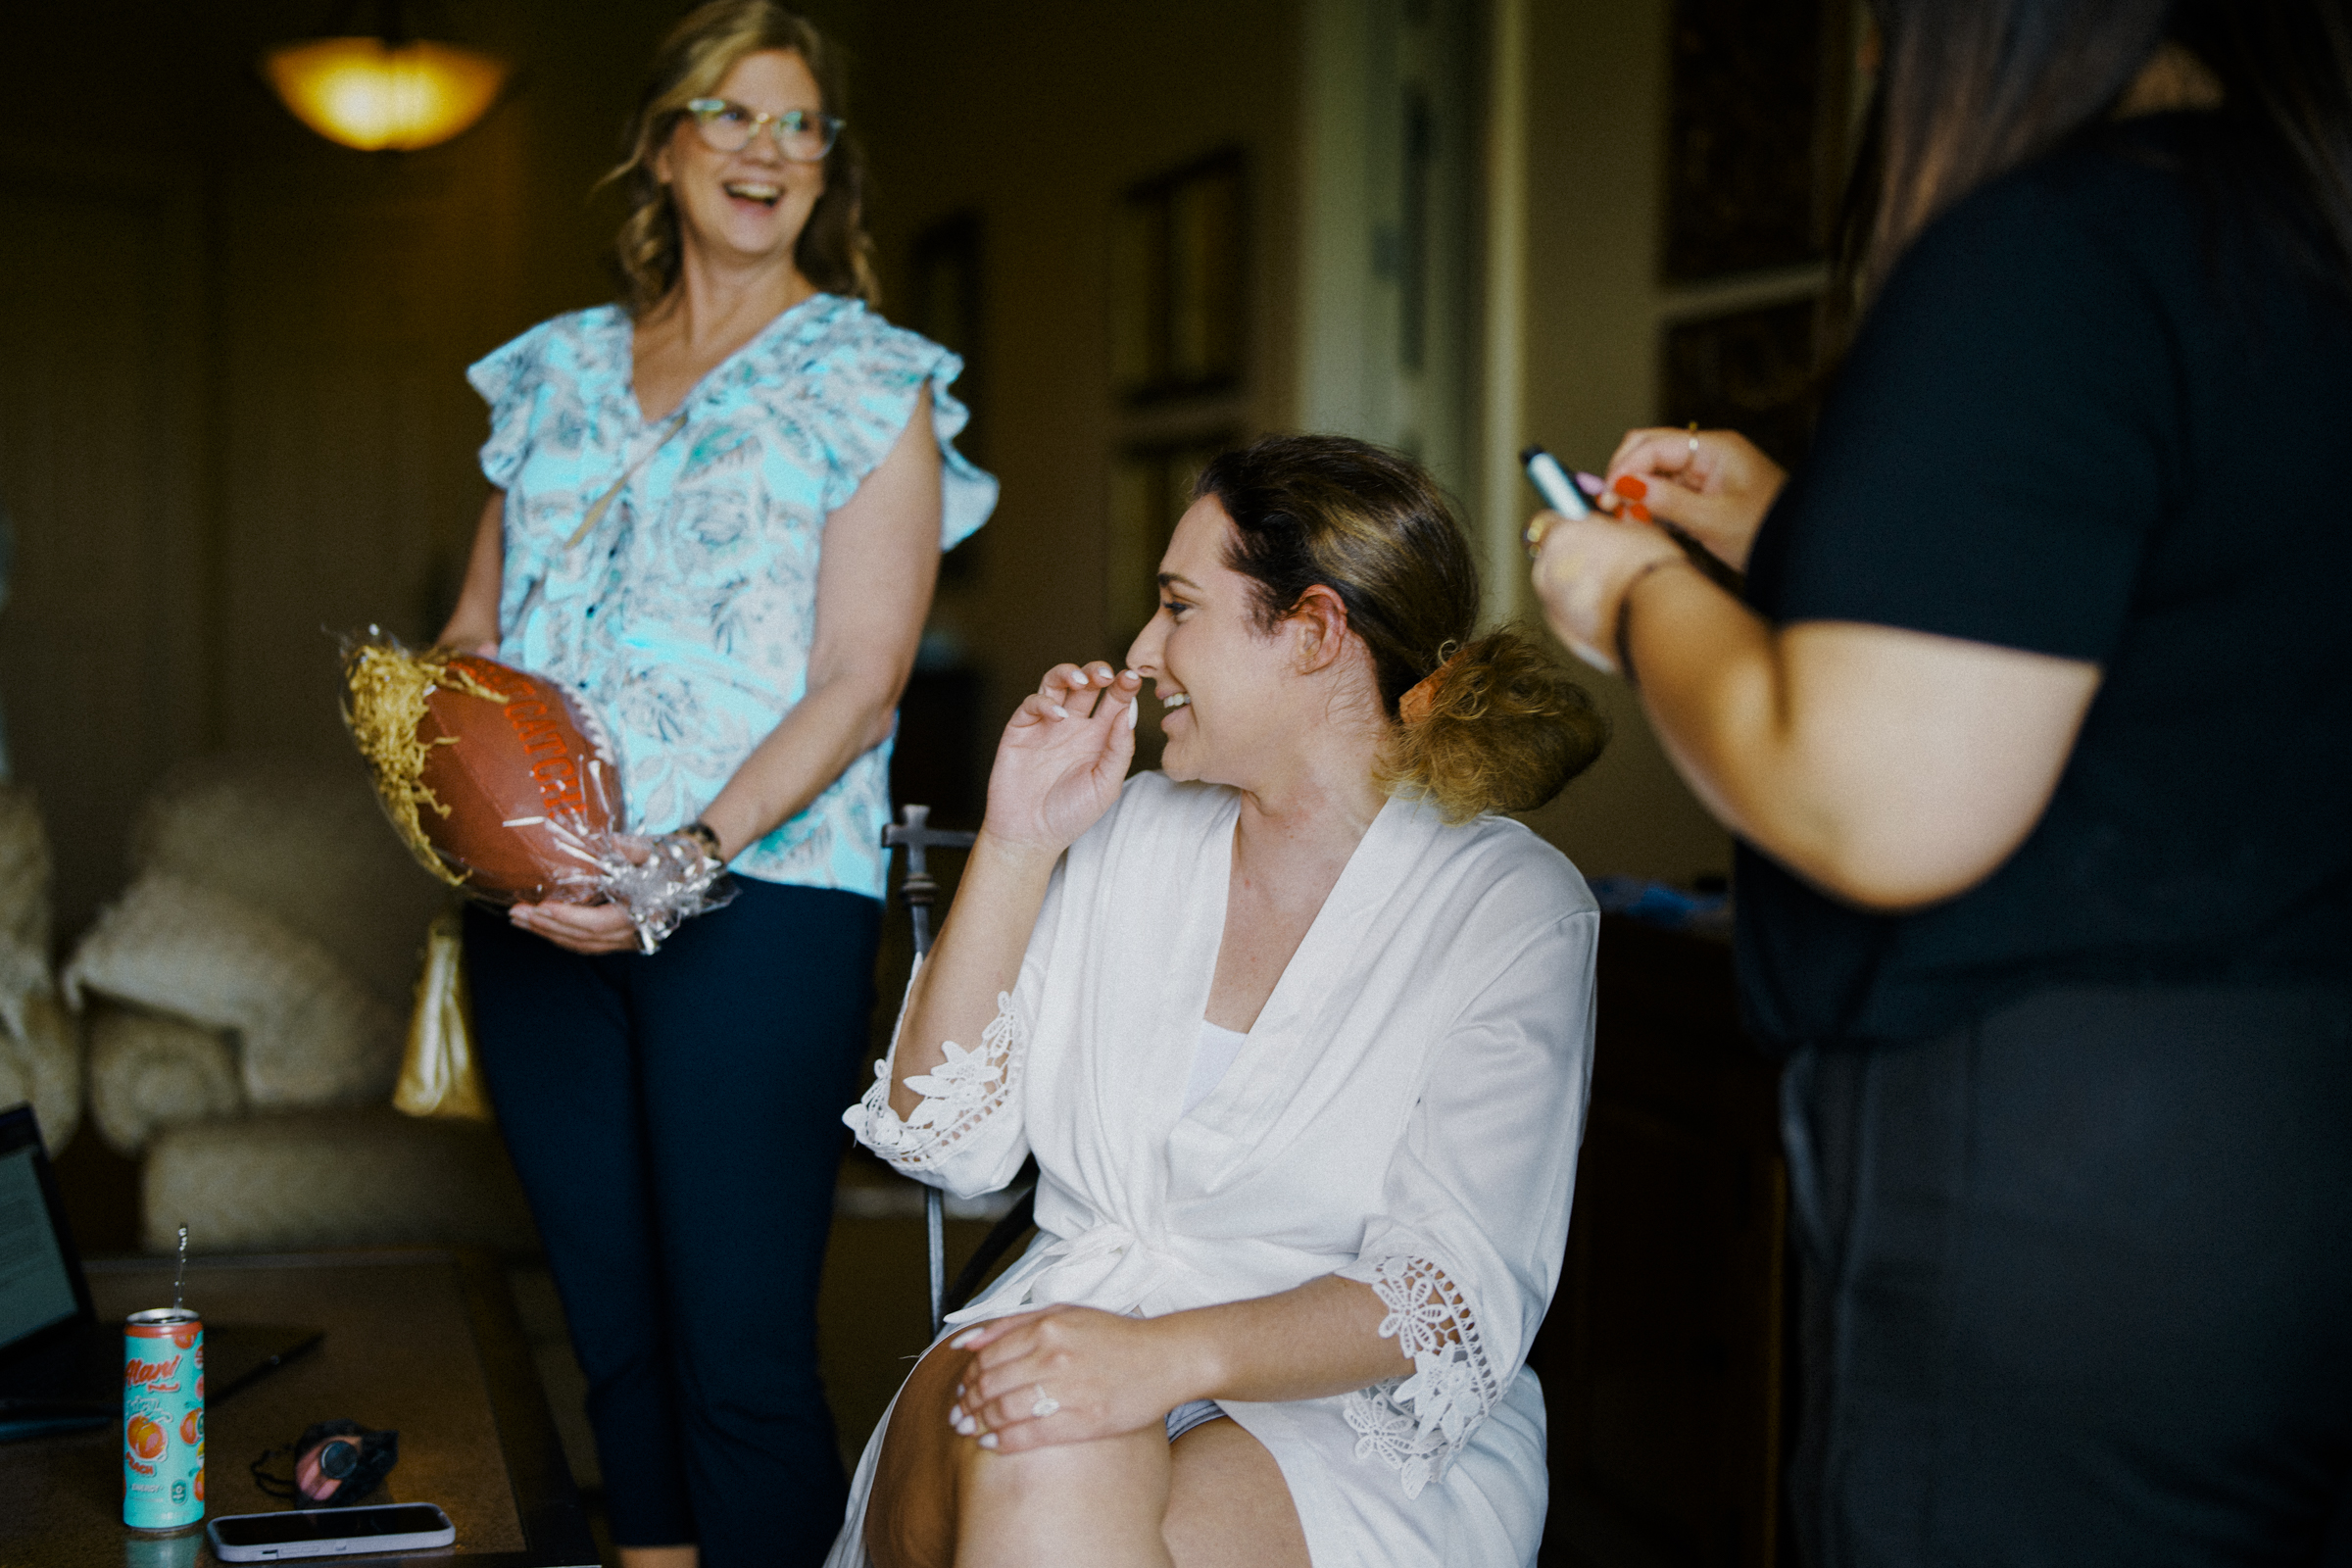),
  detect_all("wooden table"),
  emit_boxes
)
[0,1250,596,1568]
